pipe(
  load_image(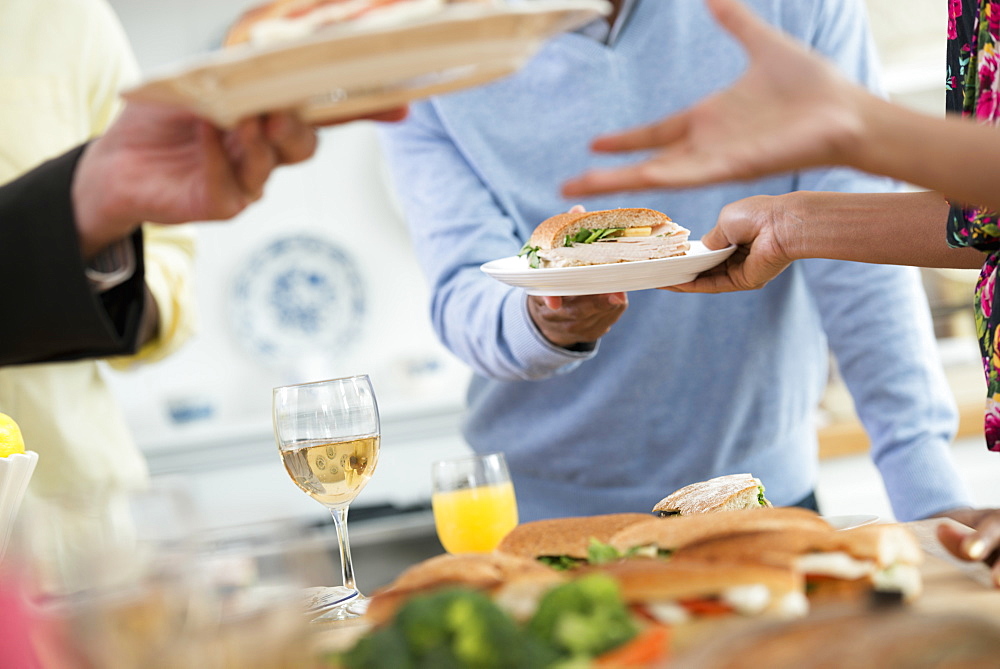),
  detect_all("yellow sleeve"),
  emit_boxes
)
[108,224,198,369]
[85,0,140,139]
[85,1,199,368]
